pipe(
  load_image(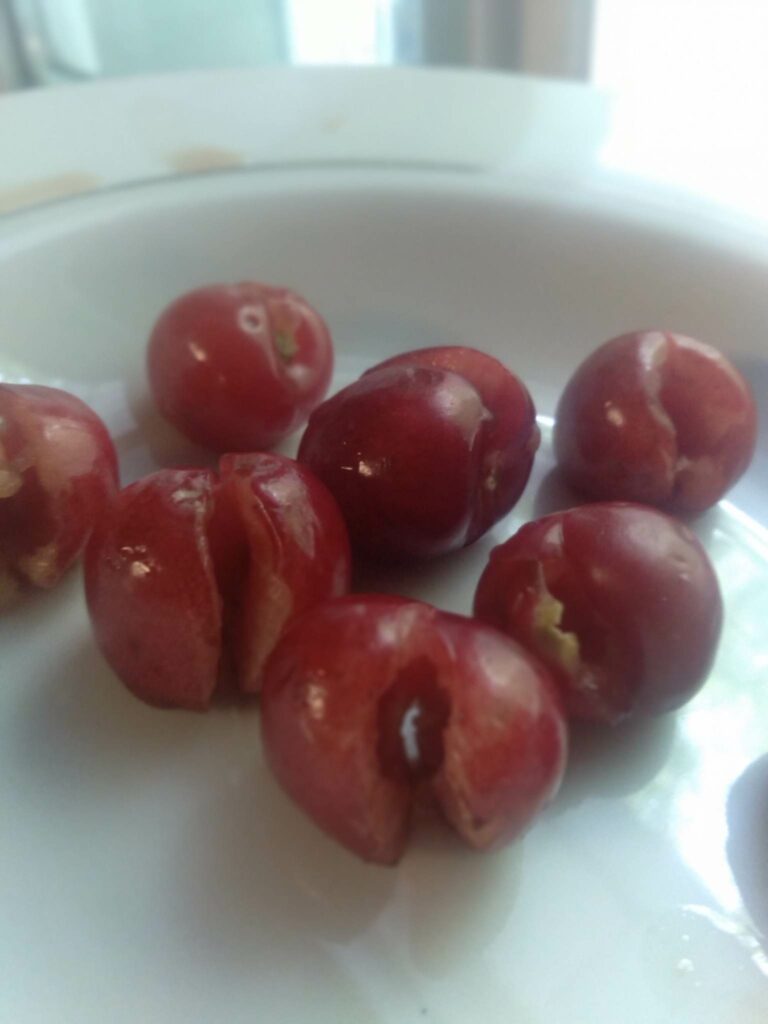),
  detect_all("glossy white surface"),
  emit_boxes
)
[1,73,767,1024]
[0,67,607,215]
